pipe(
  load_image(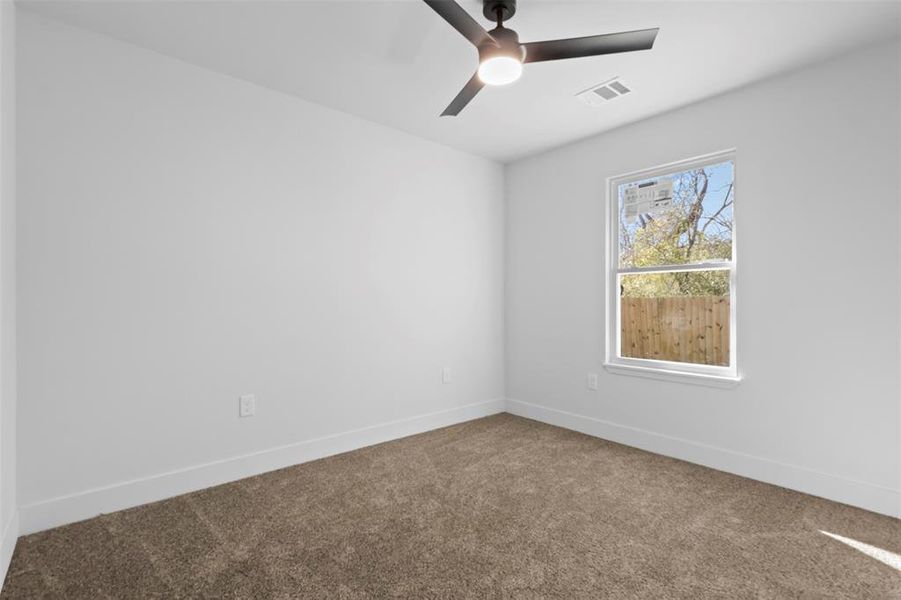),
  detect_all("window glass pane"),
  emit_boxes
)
[619,270,730,366]
[618,160,733,269]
